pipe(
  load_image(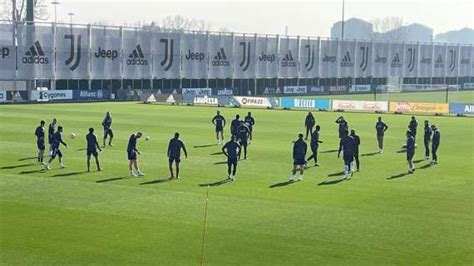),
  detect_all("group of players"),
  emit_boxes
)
[33,109,441,182]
